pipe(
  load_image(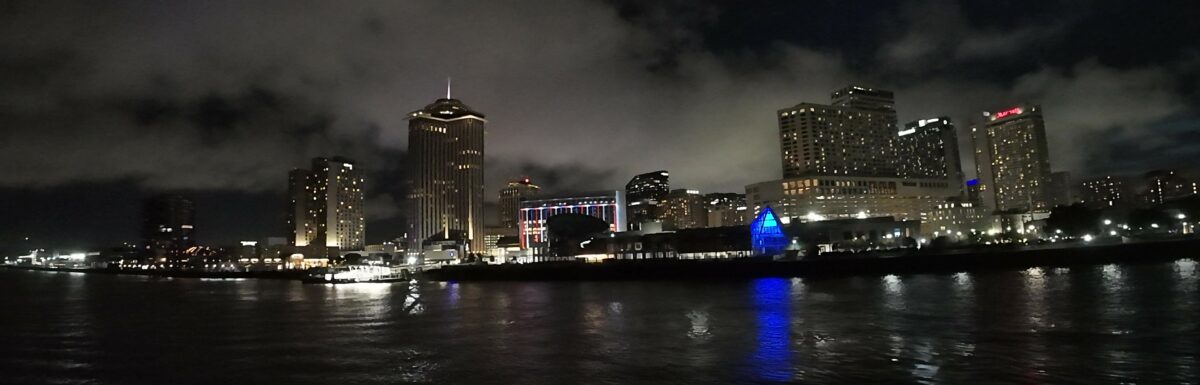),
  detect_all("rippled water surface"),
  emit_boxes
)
[2,260,1199,384]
